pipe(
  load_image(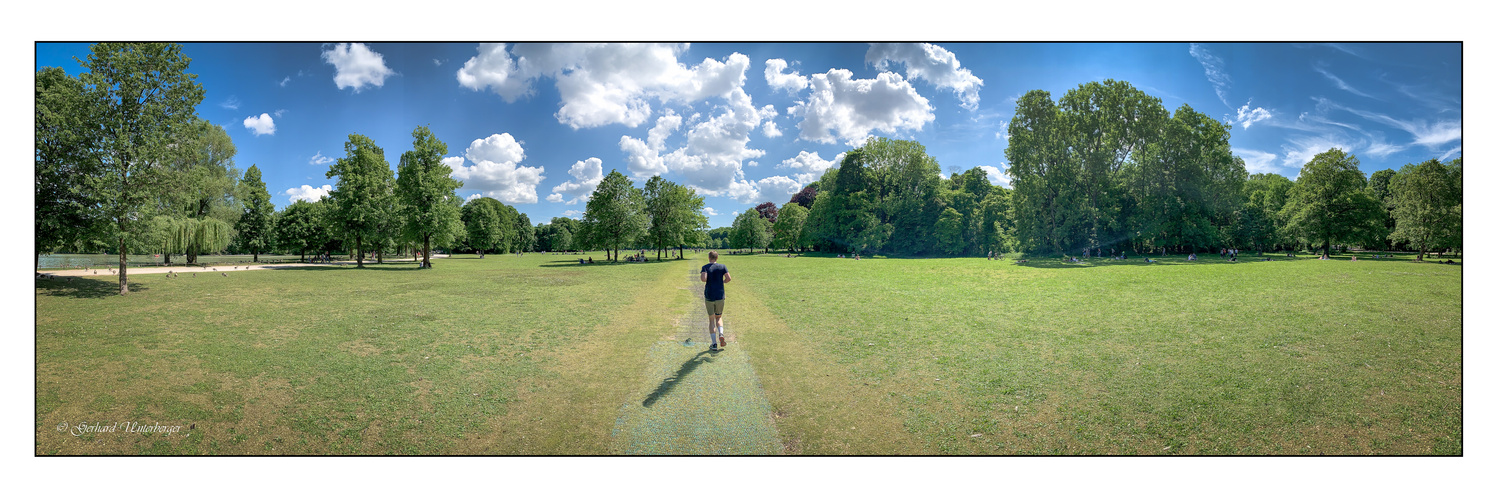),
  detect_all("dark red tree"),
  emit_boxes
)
[754,202,778,223]
[789,184,817,209]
